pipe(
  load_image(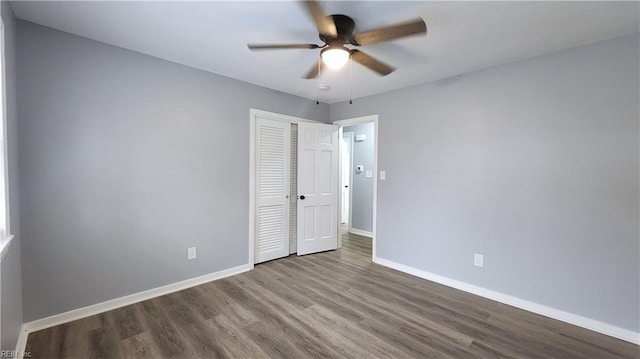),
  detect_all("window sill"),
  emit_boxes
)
[0,234,14,262]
